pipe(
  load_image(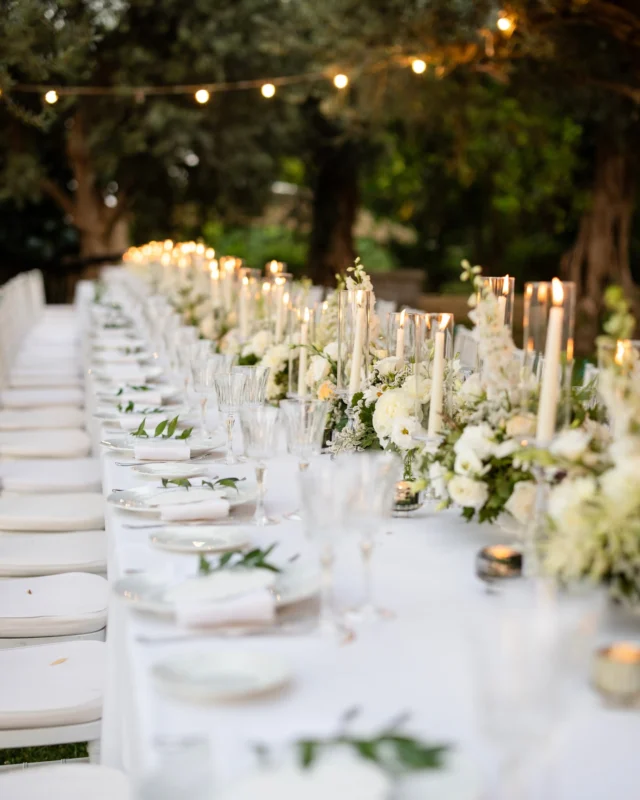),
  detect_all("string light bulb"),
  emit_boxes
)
[411,59,427,74]
[261,83,276,98]
[44,90,58,104]
[497,13,515,33]
[194,88,210,104]
[333,74,349,89]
